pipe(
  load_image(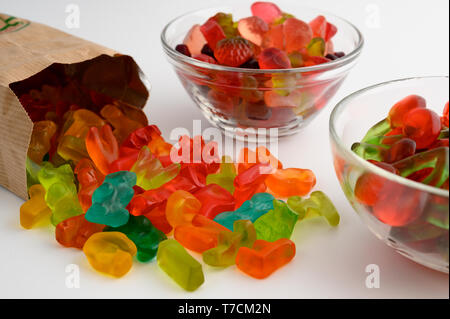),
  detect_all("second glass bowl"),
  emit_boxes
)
[330,76,449,273]
[161,4,363,140]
